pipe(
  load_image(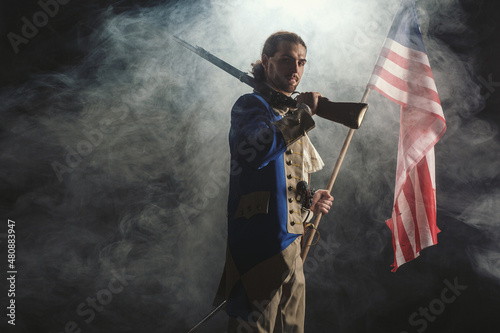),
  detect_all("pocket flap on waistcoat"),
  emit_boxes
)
[234,191,271,219]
